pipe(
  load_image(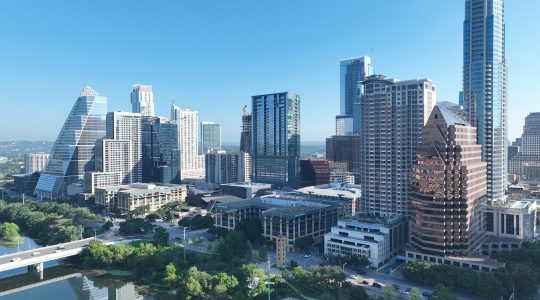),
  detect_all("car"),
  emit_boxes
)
[373,282,383,289]
[303,254,311,258]
[422,292,431,297]
[55,249,62,253]
[31,251,40,256]
[348,274,357,280]
[57,244,66,249]
[360,280,370,285]
[11,257,21,262]
[175,237,182,240]
[393,284,400,290]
